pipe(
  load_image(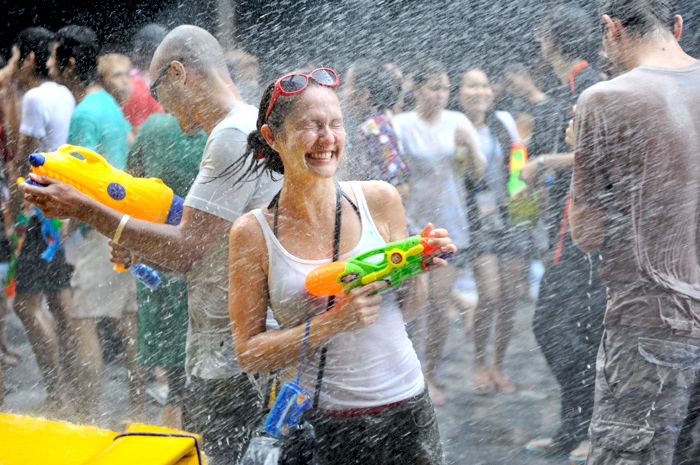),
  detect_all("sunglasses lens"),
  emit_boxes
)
[311,69,337,86]
[279,74,308,93]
